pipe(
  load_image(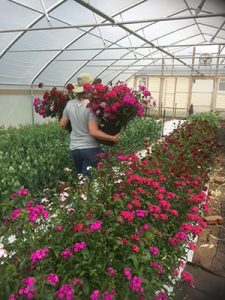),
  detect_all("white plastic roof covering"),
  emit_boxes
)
[0,0,225,89]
